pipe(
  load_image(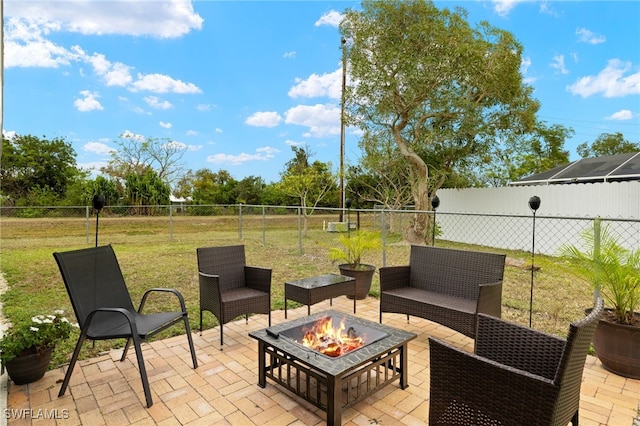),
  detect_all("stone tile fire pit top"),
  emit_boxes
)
[250,310,417,377]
